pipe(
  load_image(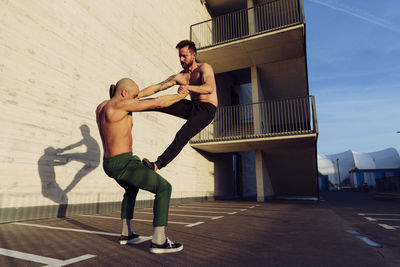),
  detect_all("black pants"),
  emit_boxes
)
[153,99,216,169]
